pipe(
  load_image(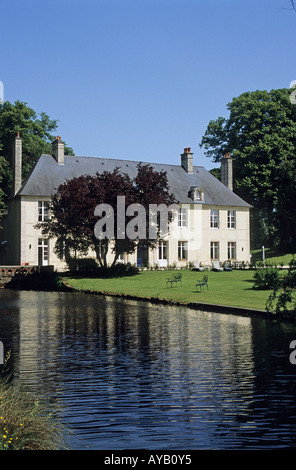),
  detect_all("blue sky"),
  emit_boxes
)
[1,0,295,169]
